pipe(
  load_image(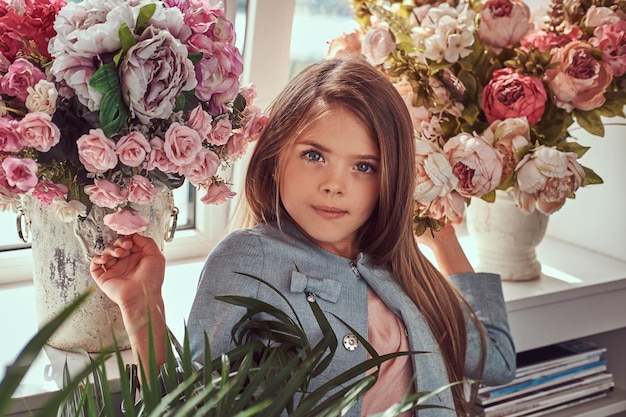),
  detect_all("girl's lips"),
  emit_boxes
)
[313,206,347,220]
